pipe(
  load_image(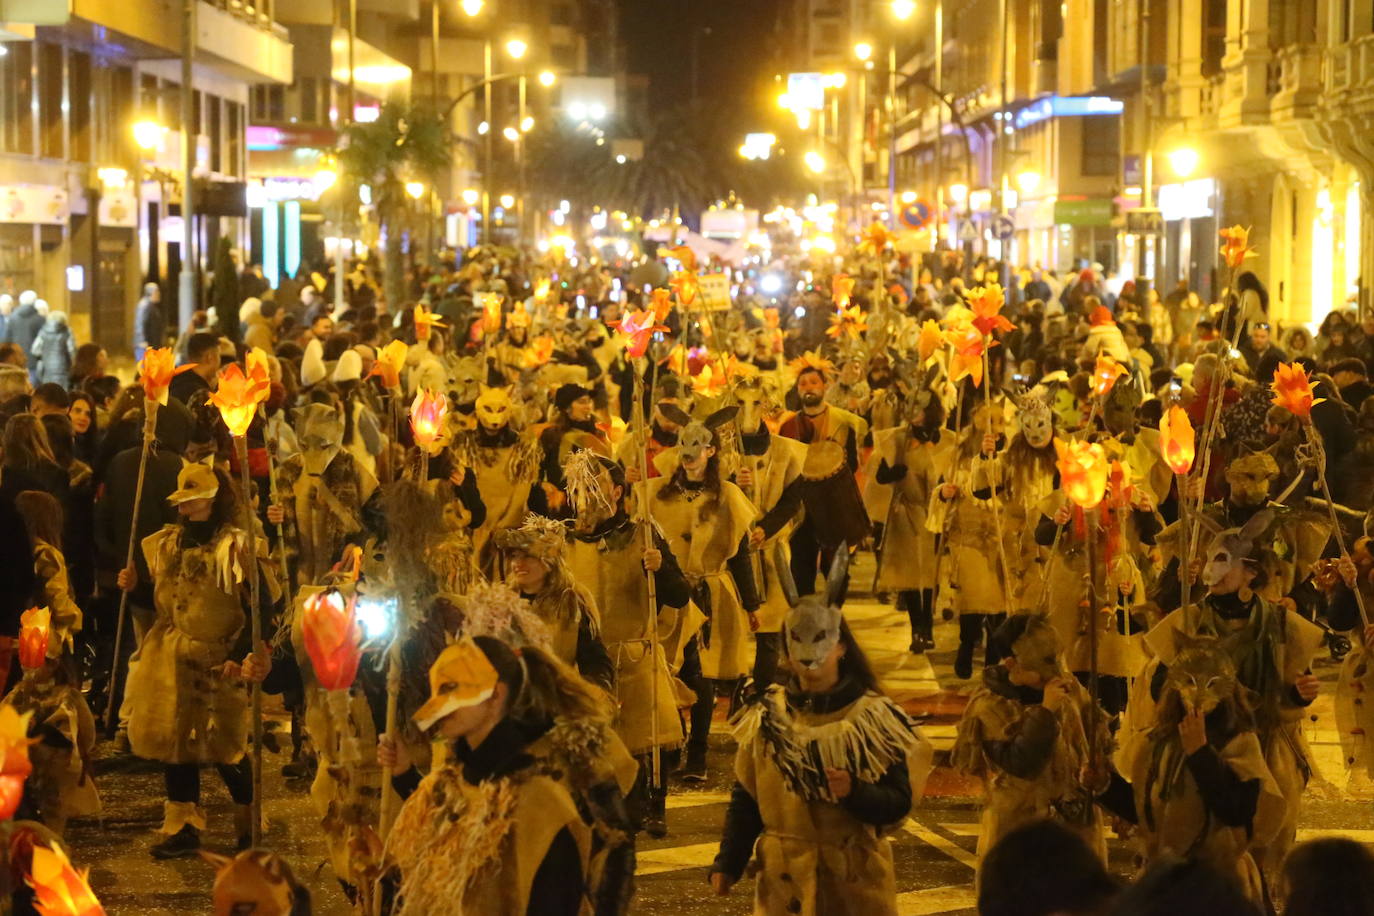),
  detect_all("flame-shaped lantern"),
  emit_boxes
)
[477,293,503,336]
[27,842,106,916]
[18,607,50,670]
[138,347,194,406]
[1219,225,1257,270]
[669,272,697,309]
[831,274,855,308]
[968,284,1013,337]
[1158,405,1196,475]
[210,364,269,438]
[857,222,892,257]
[651,288,675,323]
[826,304,868,340]
[1055,437,1110,510]
[613,308,668,359]
[302,589,363,692]
[414,303,448,343]
[664,245,697,272]
[245,348,272,401]
[1270,361,1324,422]
[1092,355,1128,399]
[409,389,449,454]
[533,278,551,303]
[521,335,556,369]
[917,319,943,363]
[368,339,409,390]
[0,706,33,821]
[945,322,988,388]
[691,359,739,398]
